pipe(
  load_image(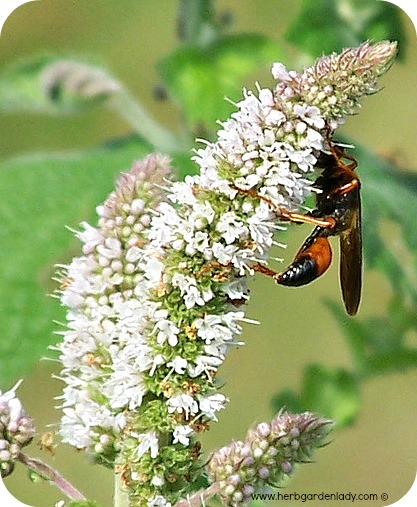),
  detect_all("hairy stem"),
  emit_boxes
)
[17,452,85,501]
